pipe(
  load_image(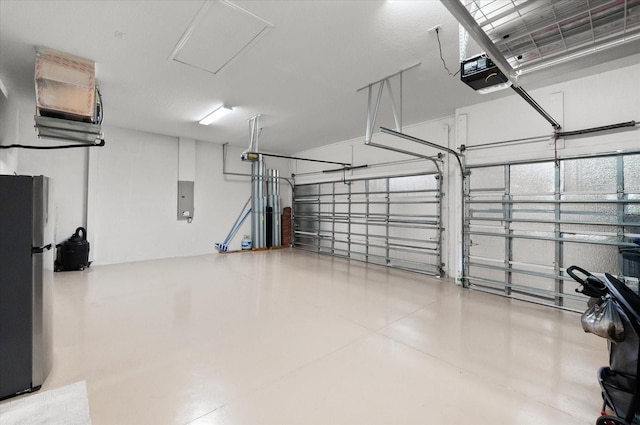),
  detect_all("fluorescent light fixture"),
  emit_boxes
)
[199,105,233,125]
